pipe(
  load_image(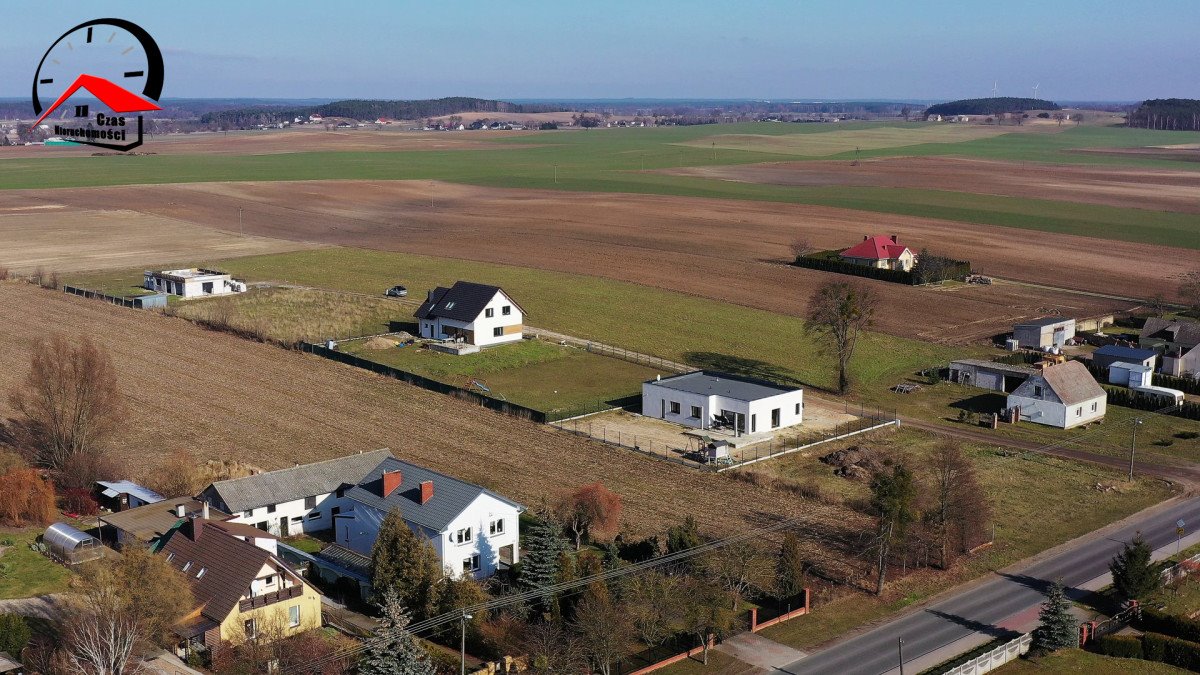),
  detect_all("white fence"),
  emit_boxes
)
[940,633,1032,675]
[1160,552,1200,585]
